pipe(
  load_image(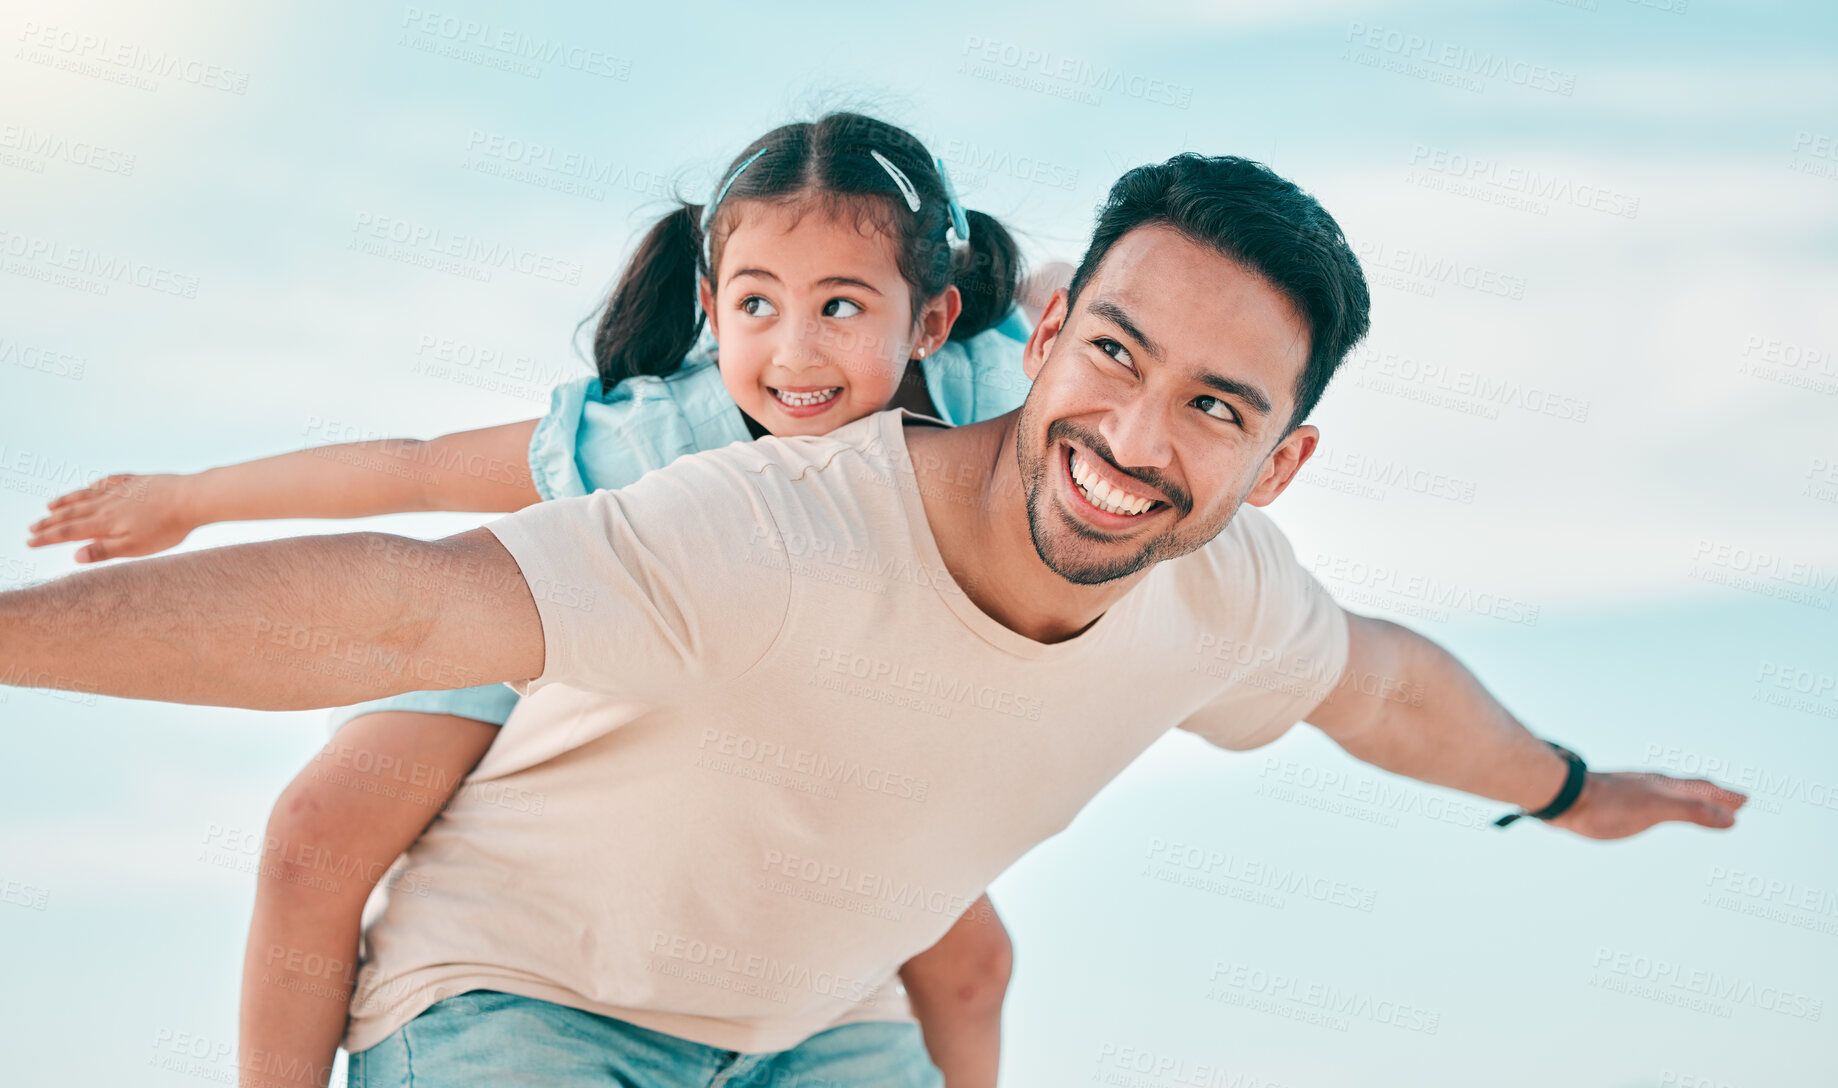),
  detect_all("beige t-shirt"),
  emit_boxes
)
[345,409,1350,1054]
